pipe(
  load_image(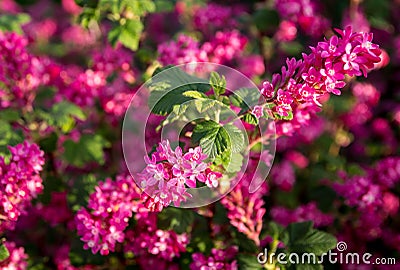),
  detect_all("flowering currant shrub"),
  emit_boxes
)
[0,0,398,269]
